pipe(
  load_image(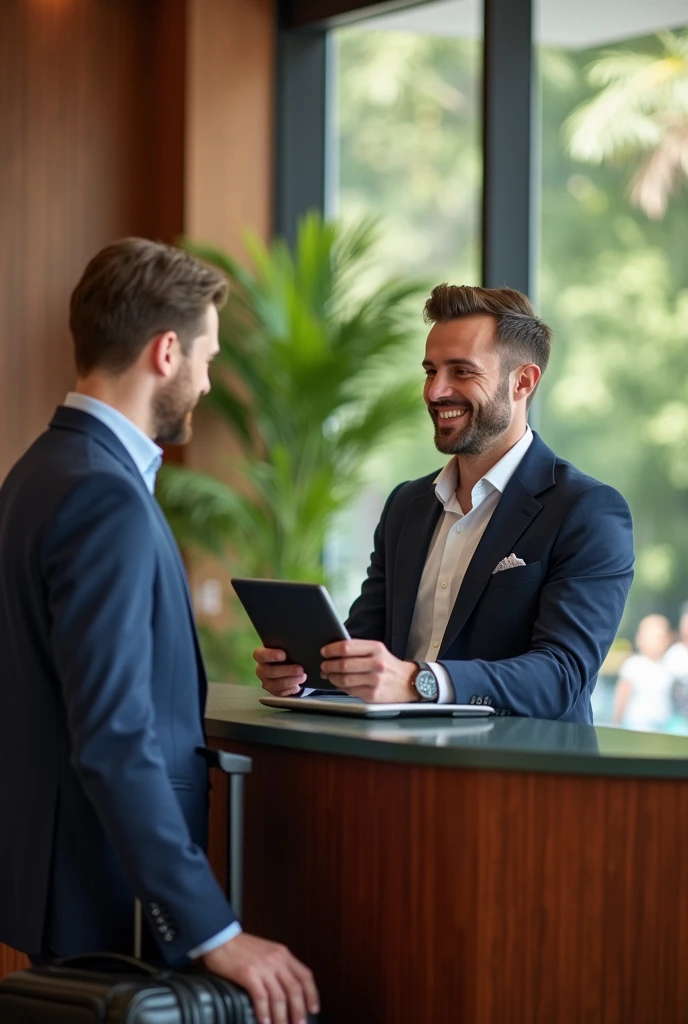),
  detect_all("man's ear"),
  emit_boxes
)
[513,363,541,403]
[150,331,181,379]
